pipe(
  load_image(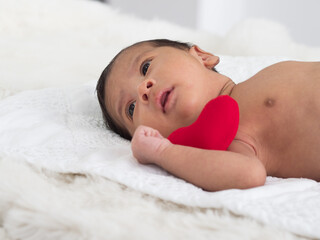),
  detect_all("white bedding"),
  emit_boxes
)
[1,0,320,239]
[1,56,320,239]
